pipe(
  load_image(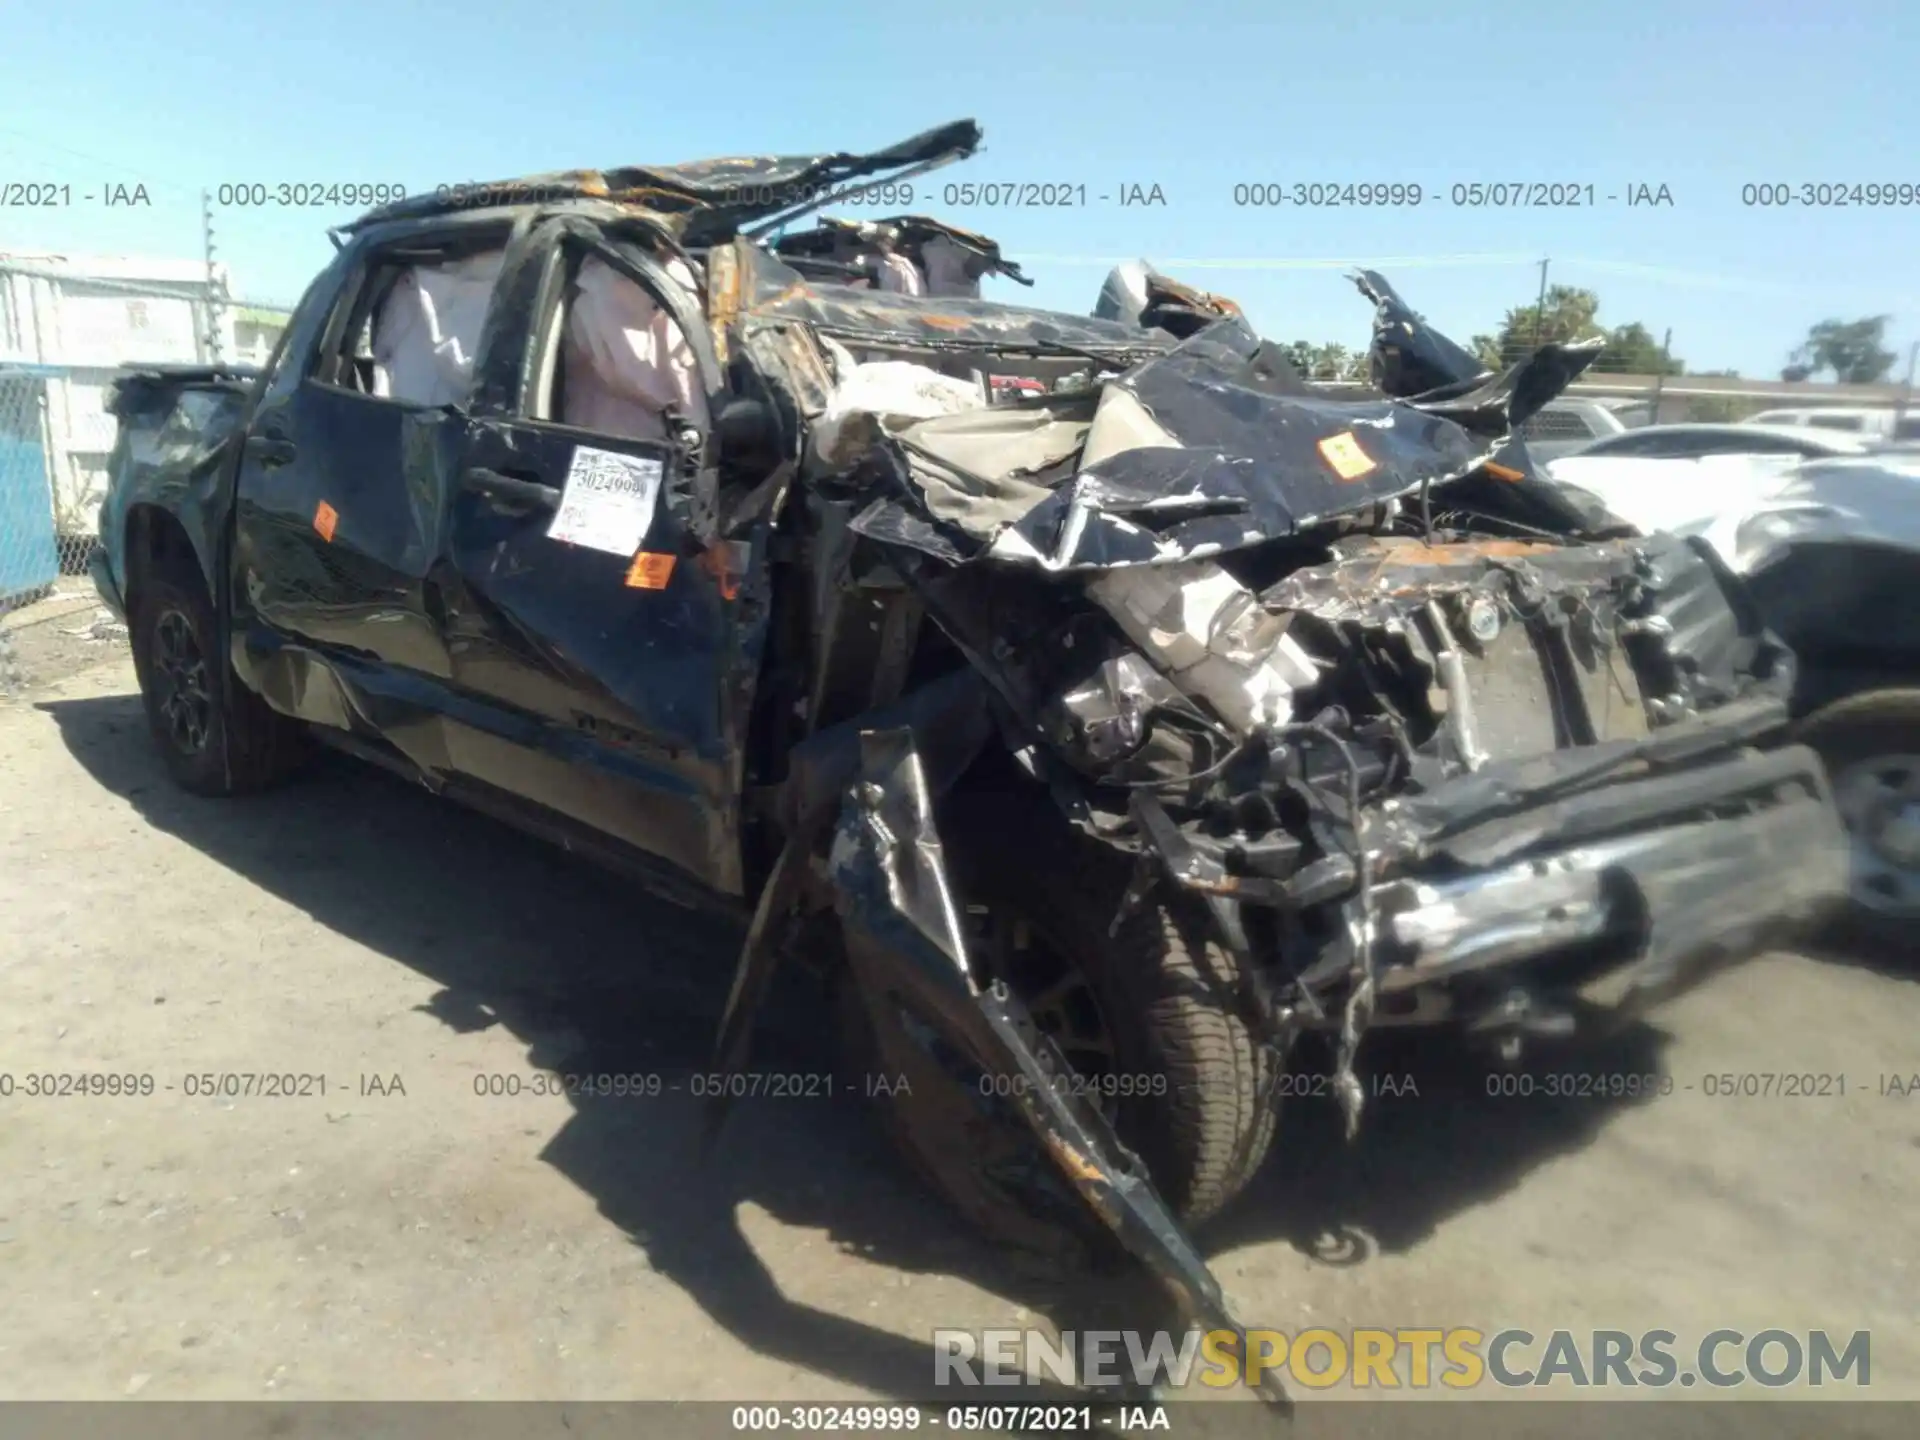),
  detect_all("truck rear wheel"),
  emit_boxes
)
[130,565,307,797]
